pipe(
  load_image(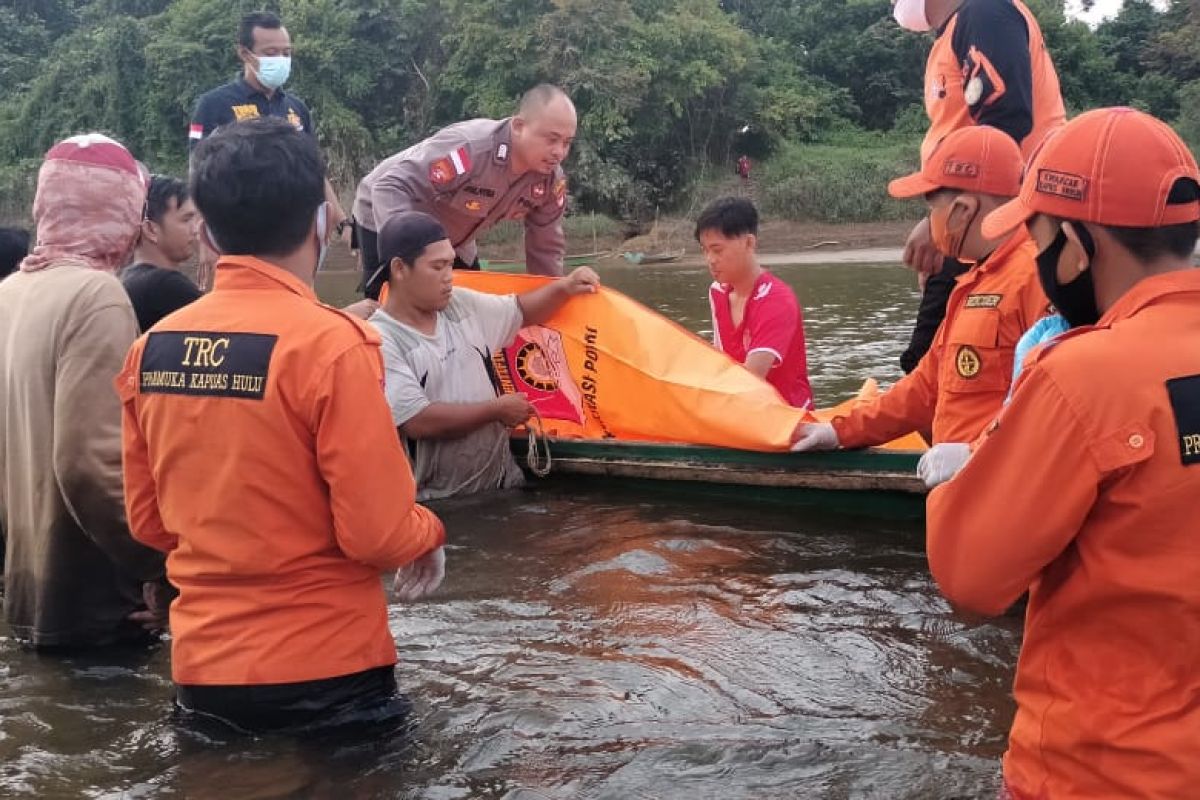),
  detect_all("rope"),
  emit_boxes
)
[525,407,552,478]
